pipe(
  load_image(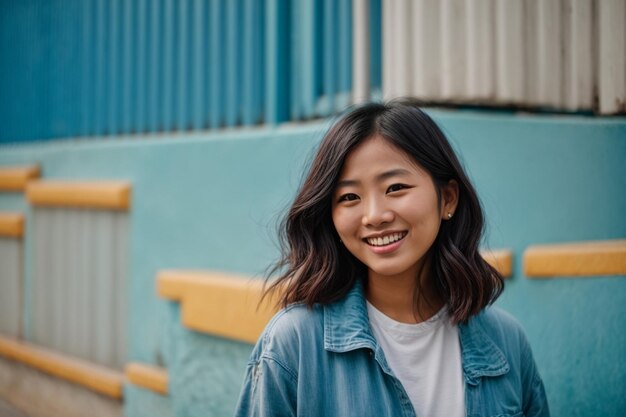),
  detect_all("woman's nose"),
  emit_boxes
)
[362,199,394,227]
